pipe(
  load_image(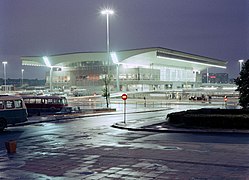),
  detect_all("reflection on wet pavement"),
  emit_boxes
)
[0,108,248,179]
